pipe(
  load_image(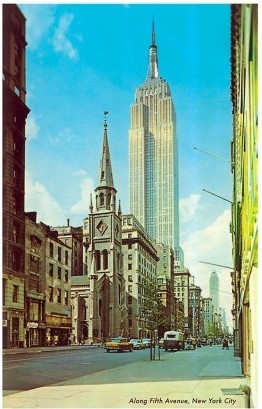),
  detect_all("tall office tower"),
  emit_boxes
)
[209,271,219,312]
[129,23,179,251]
